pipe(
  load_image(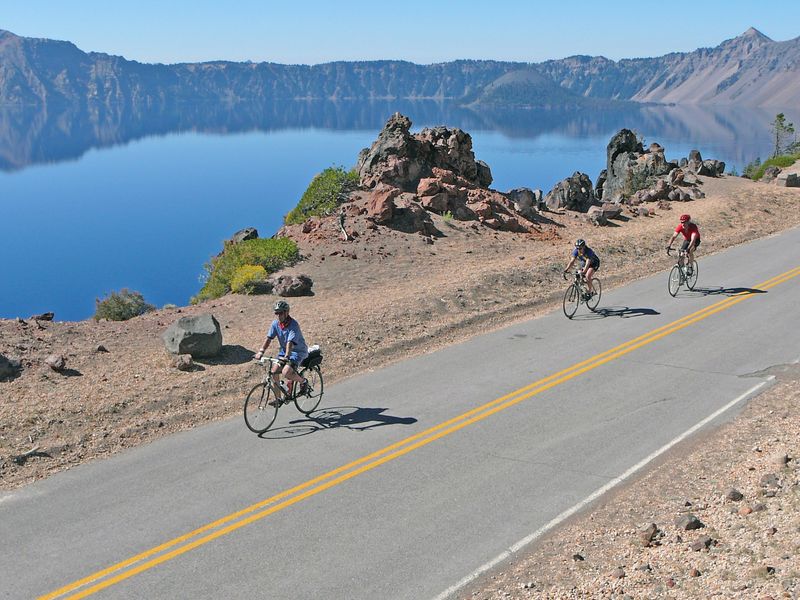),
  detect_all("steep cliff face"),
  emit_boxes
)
[537,29,800,107]
[1,28,798,109]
